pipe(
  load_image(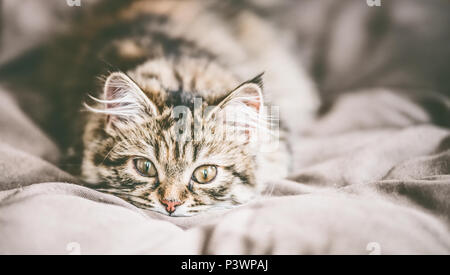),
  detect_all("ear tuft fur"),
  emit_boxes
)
[84,72,158,132]
[206,73,270,140]
[246,72,264,90]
